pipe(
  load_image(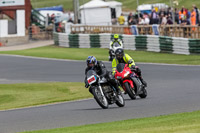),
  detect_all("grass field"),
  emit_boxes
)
[31,0,200,11]
[22,110,200,133]
[0,82,91,110]
[0,45,200,65]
